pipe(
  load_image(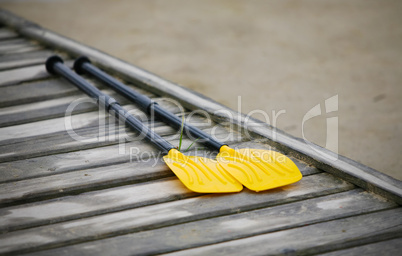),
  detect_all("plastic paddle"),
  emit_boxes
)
[74,56,302,191]
[46,56,242,193]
